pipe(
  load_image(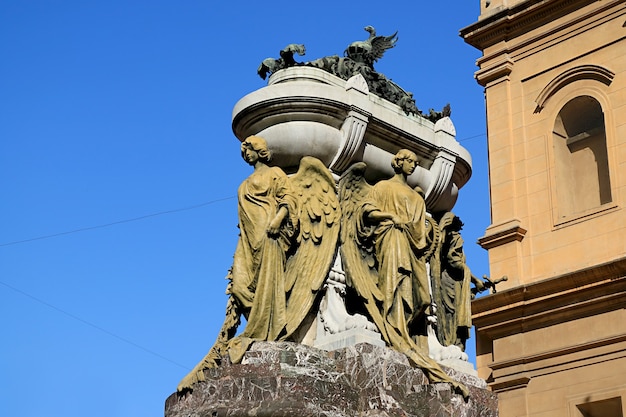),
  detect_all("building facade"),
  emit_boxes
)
[461,0,626,416]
